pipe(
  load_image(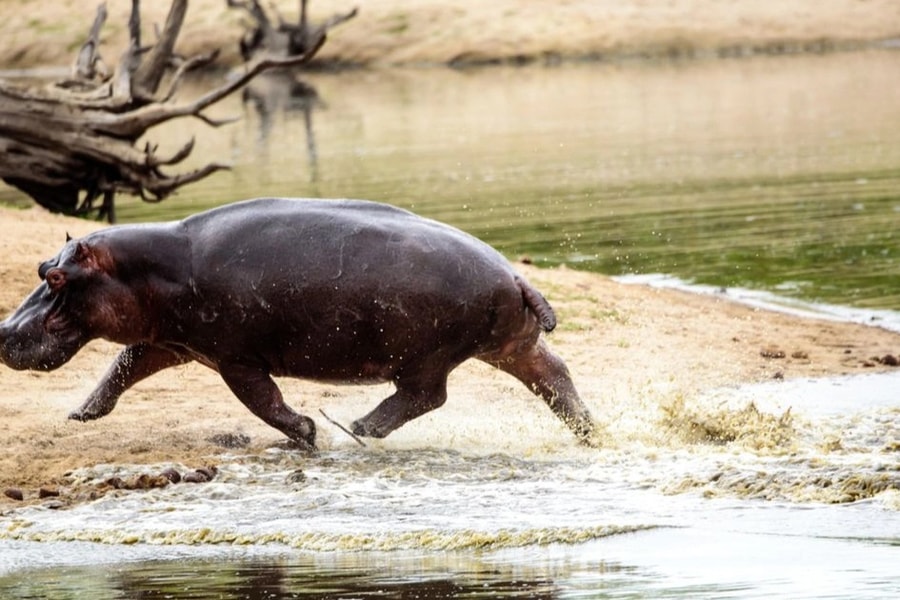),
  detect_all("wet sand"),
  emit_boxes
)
[1,205,898,504]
